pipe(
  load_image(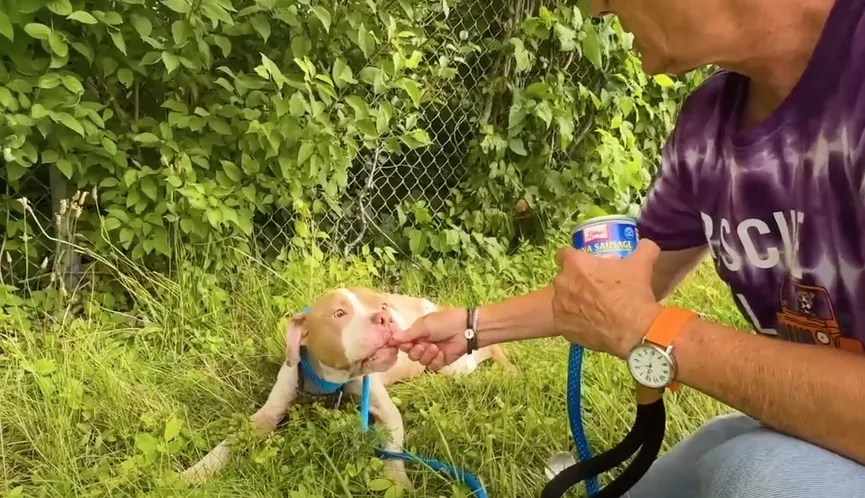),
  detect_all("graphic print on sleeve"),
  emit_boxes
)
[636,0,865,353]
